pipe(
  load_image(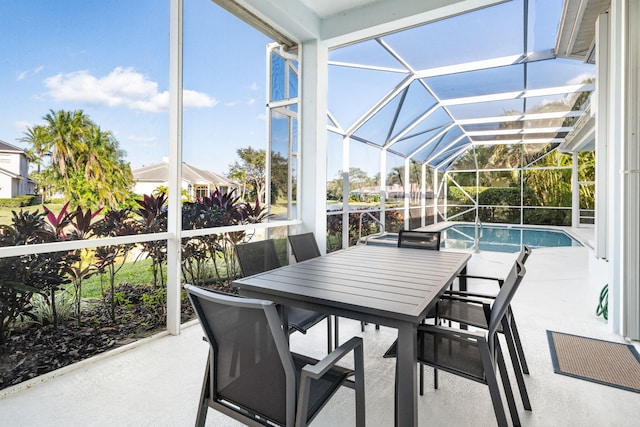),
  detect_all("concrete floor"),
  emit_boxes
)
[1,245,639,426]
